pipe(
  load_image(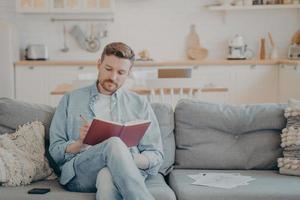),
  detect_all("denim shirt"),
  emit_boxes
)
[49,82,164,185]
